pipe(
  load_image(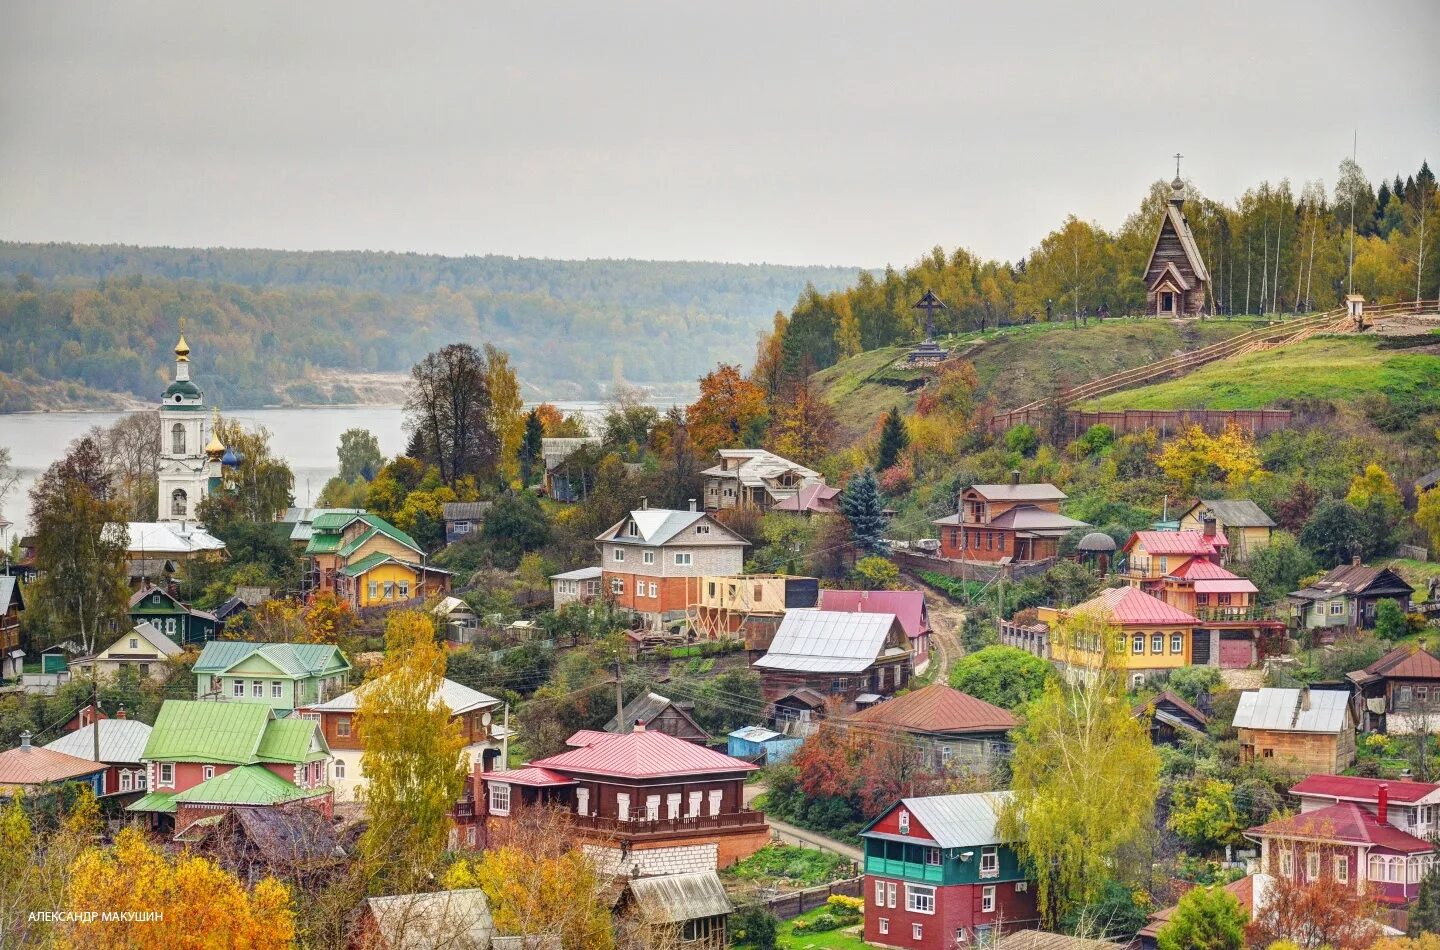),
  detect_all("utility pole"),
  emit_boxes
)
[92,679,100,766]
[615,658,625,726]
